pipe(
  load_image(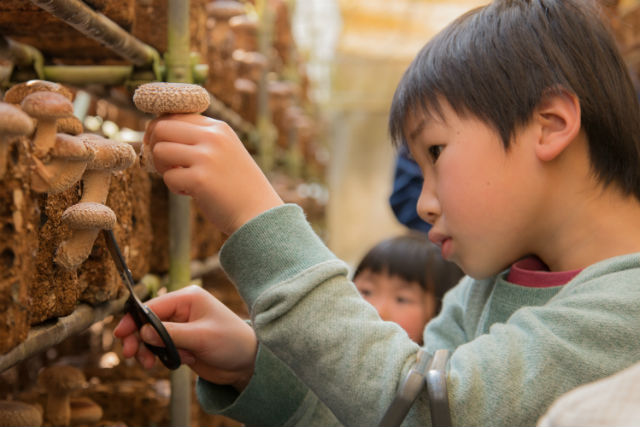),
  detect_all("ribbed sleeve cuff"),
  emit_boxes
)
[196,344,309,425]
[219,204,337,308]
